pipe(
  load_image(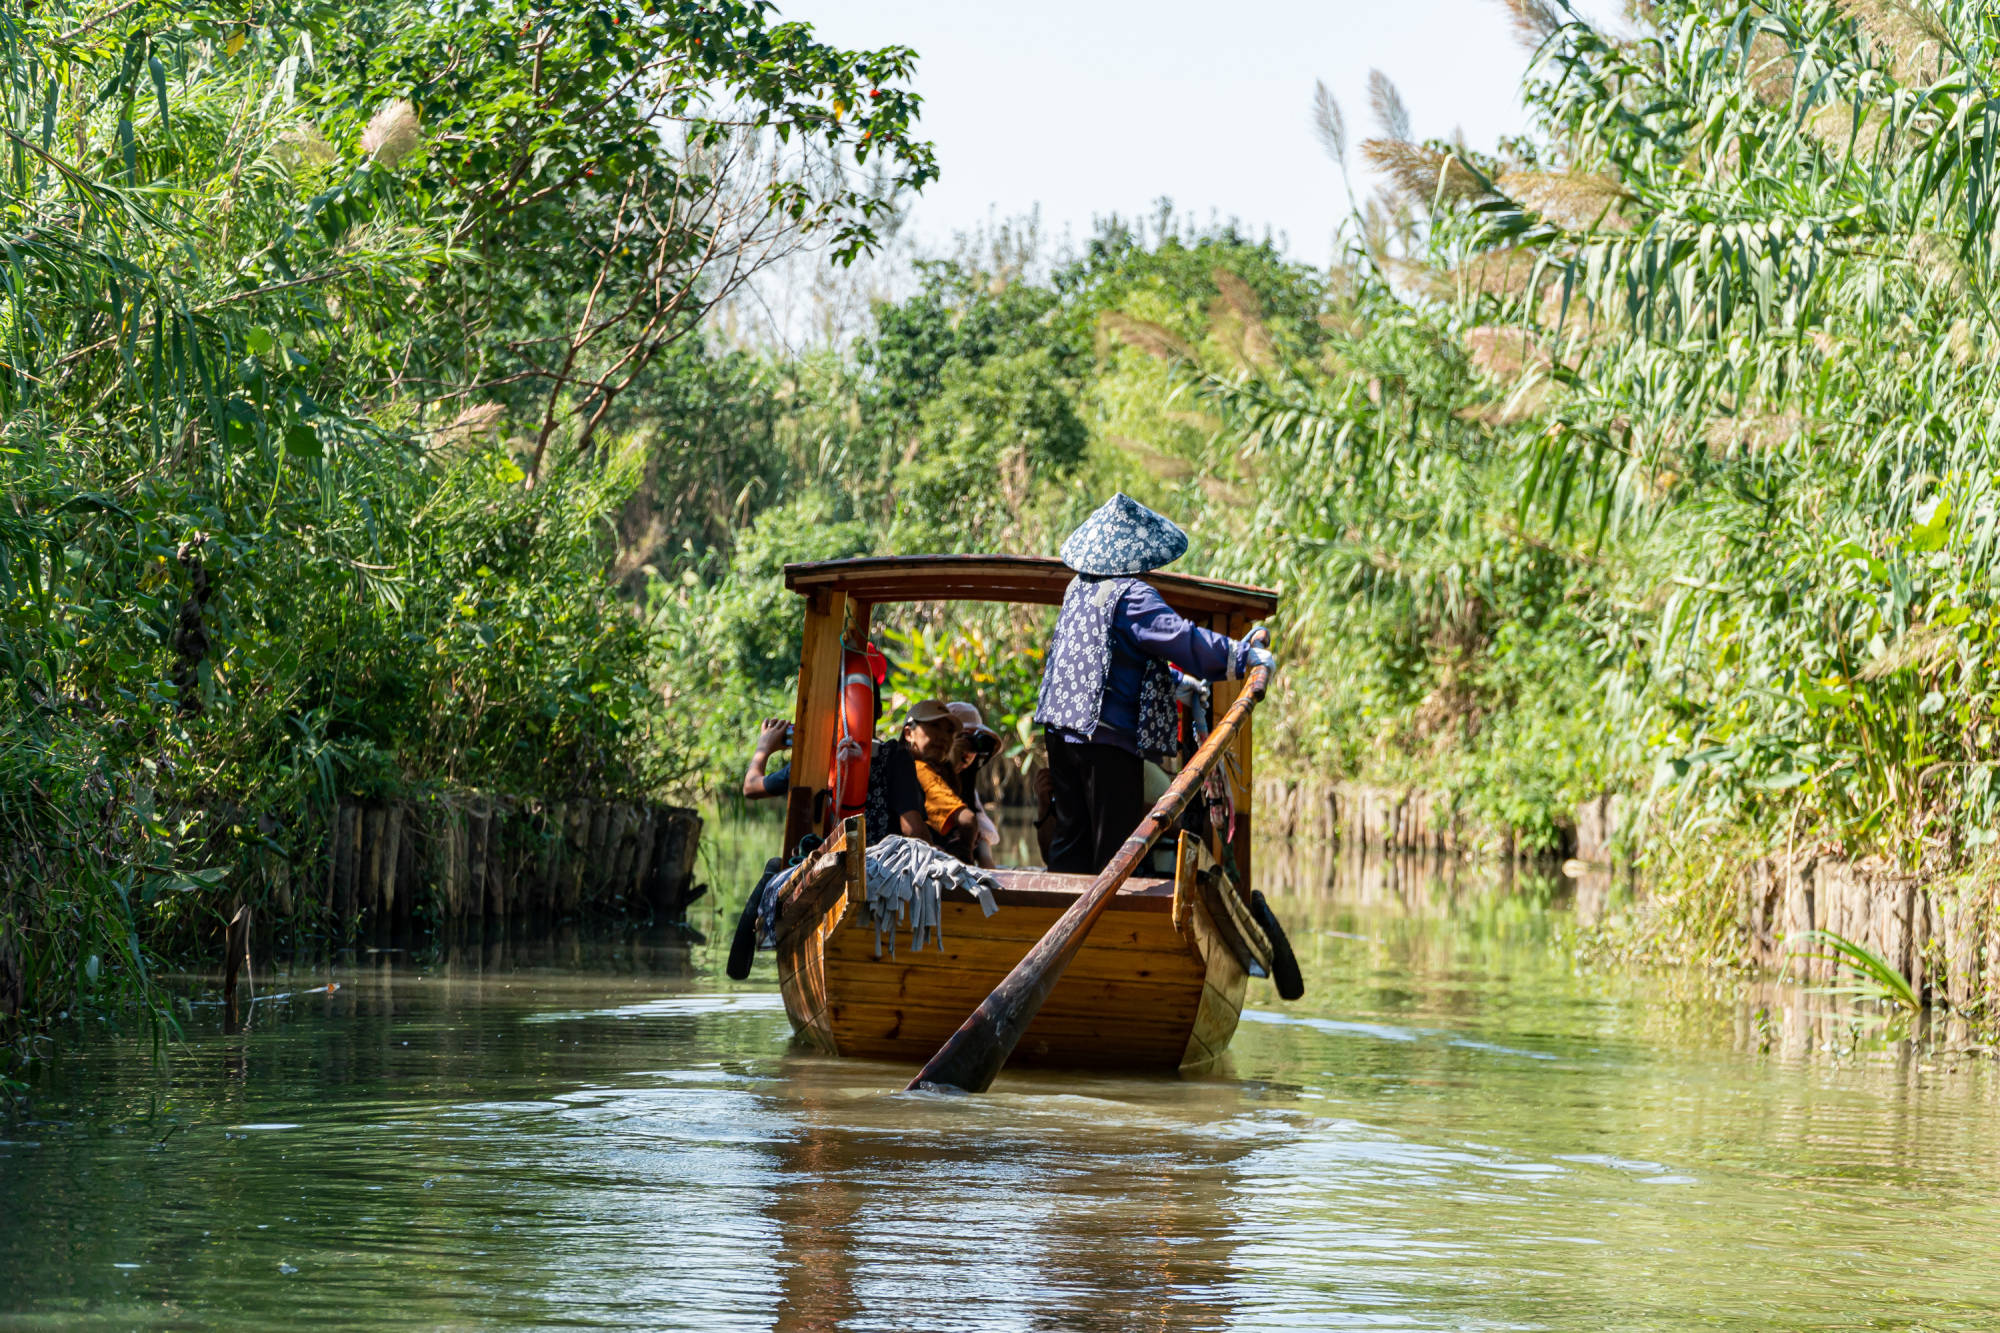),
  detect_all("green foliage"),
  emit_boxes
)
[1790,929,1924,1014]
[640,222,1329,795]
[705,488,876,695]
[650,488,875,781]
[307,0,936,473]
[1445,0,2000,864]
[1151,0,2000,872]
[893,347,1089,550]
[41,0,1994,1055]
[0,0,934,1046]
[607,345,789,588]
[863,261,1076,430]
